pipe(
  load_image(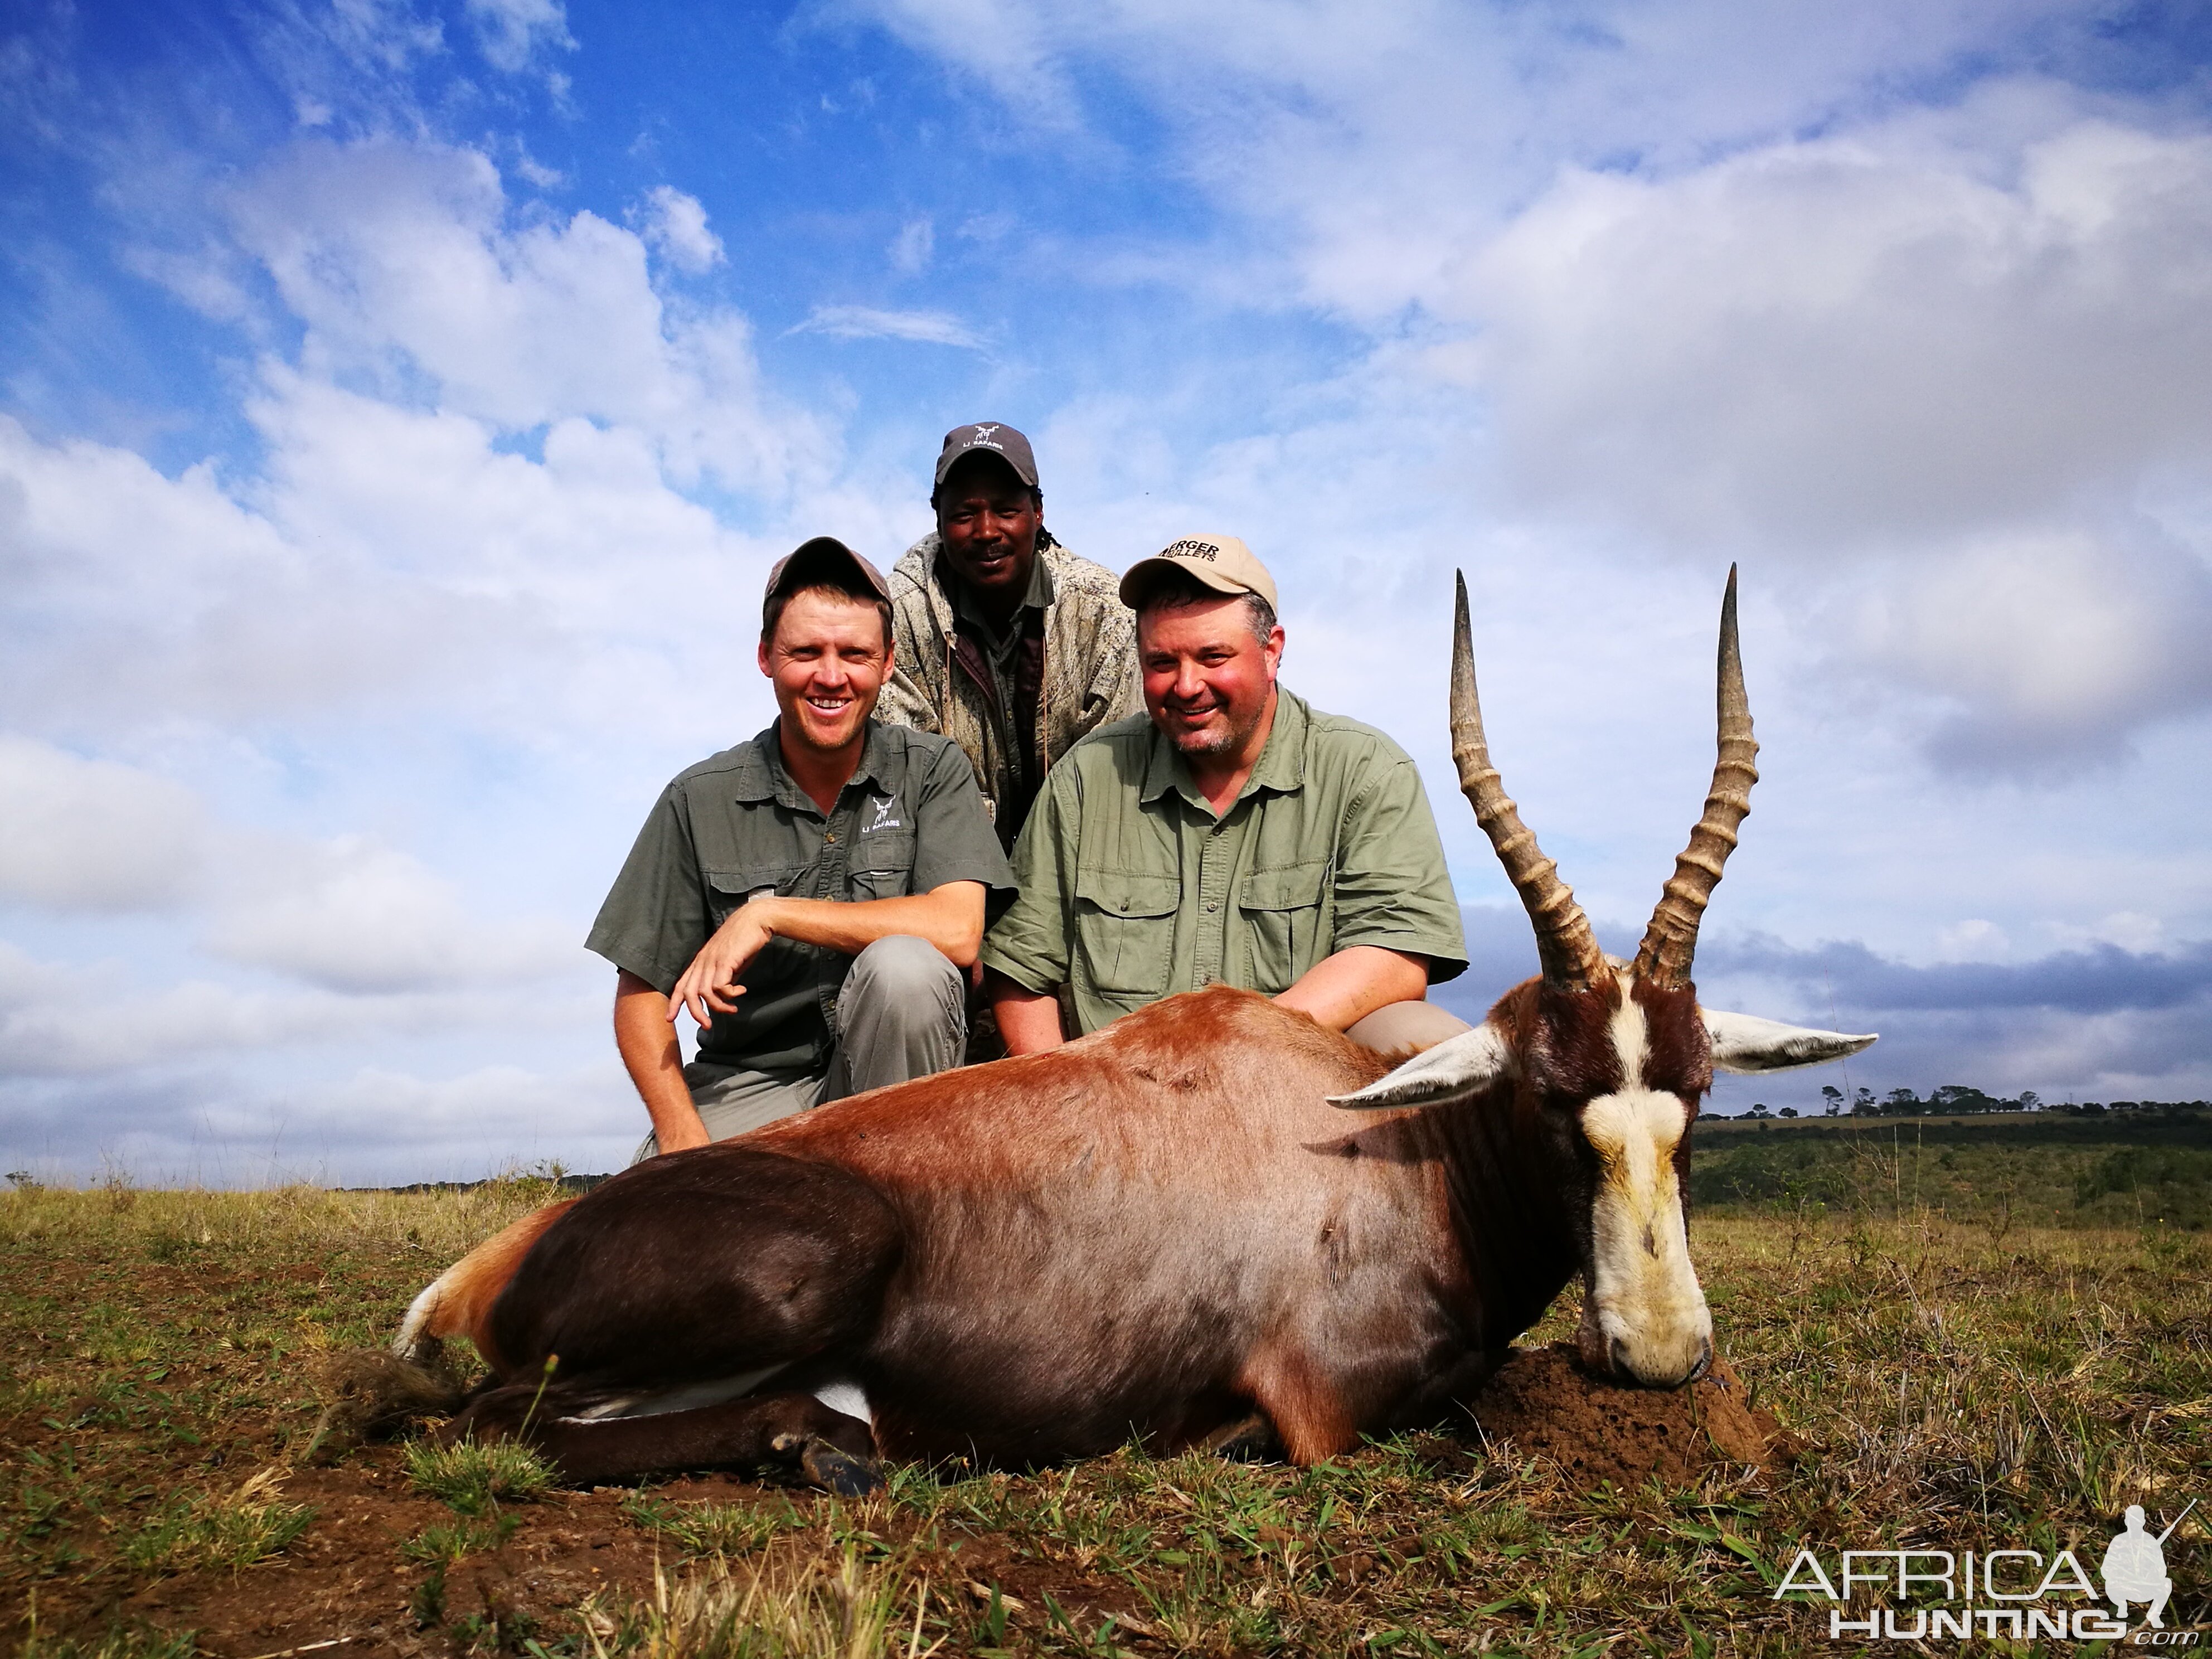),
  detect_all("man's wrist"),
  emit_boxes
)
[743,894,787,937]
